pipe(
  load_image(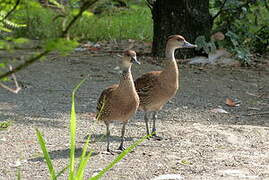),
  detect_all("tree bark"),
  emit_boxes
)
[151,0,213,58]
